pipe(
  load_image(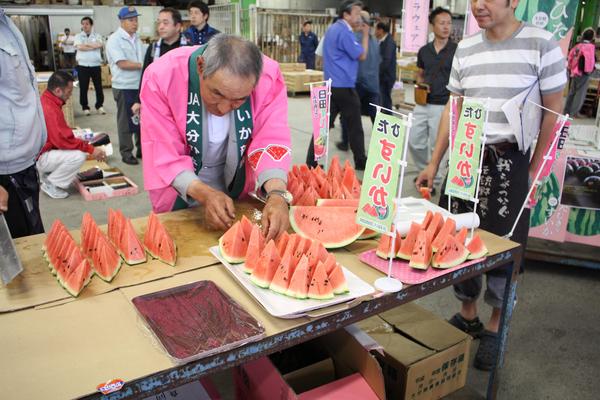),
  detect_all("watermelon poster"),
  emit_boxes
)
[356,111,407,234]
[515,0,579,55]
[310,81,331,161]
[445,99,486,201]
